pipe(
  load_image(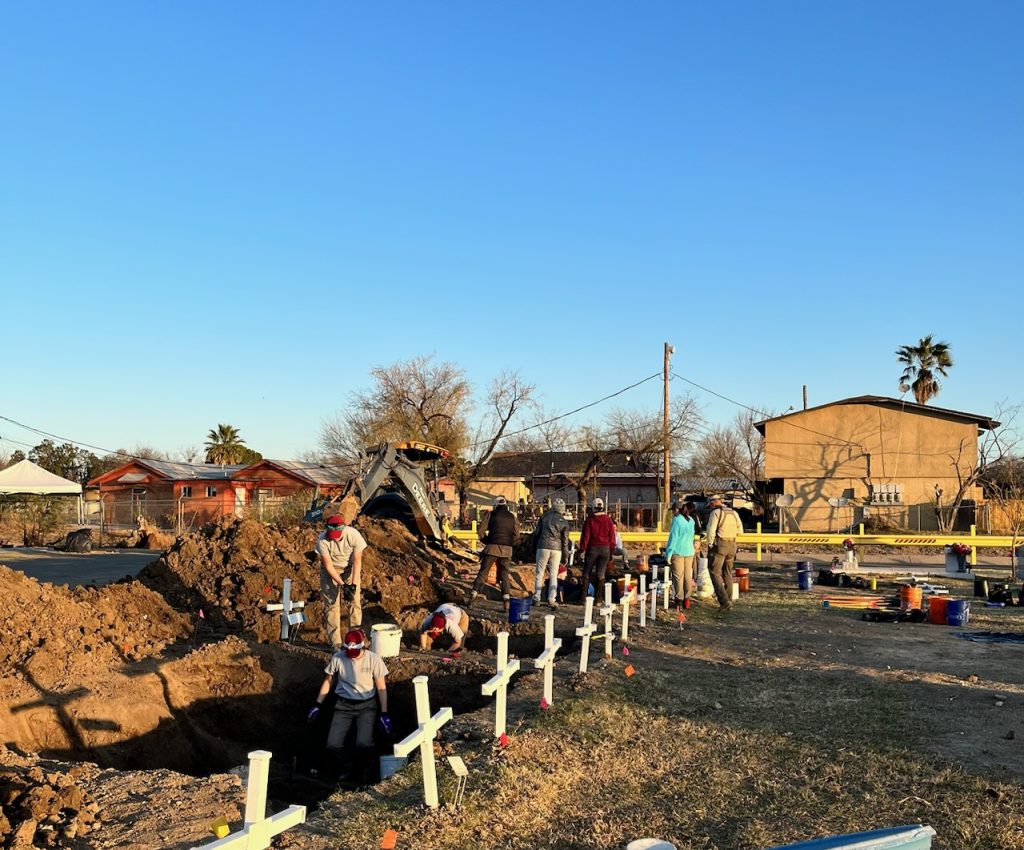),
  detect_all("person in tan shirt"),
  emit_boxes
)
[316,514,368,647]
[706,495,743,610]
